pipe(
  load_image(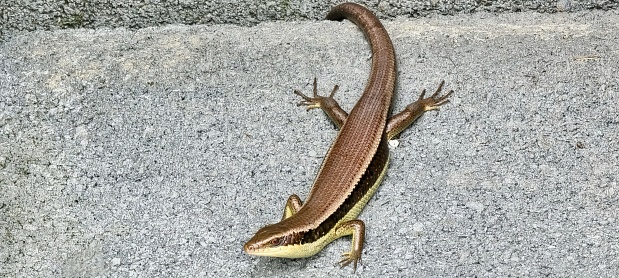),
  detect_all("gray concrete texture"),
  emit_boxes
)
[1,0,618,34]
[1,1,619,277]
